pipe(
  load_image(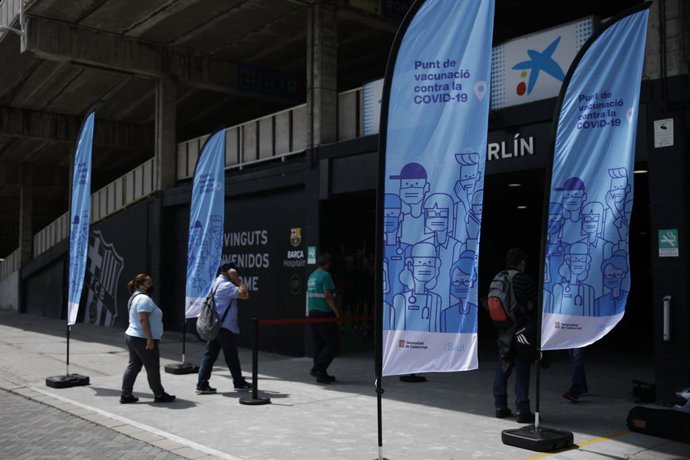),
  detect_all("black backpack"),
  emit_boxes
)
[486,269,520,329]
